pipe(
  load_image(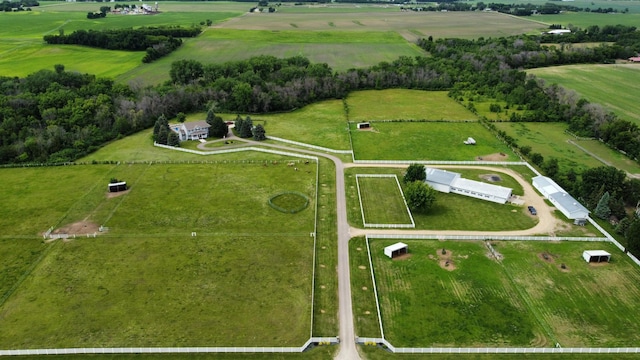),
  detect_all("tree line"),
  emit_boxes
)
[1,0,38,11]
[43,26,200,63]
